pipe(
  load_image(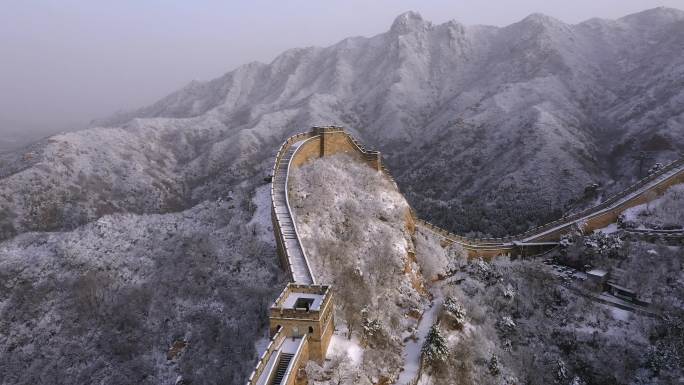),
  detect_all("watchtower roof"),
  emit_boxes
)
[587,268,608,278]
[272,283,331,313]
